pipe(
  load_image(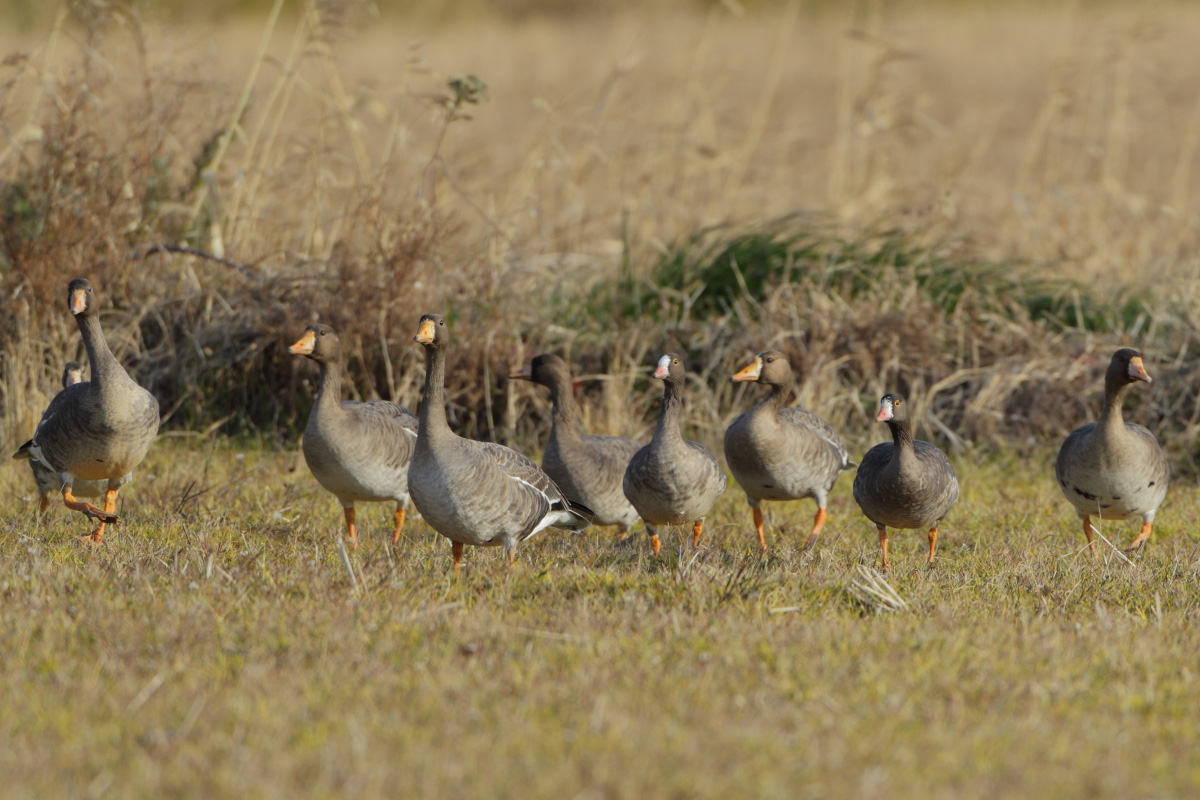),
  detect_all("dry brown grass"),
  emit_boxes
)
[3,442,1200,798]
[2,2,1200,452]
